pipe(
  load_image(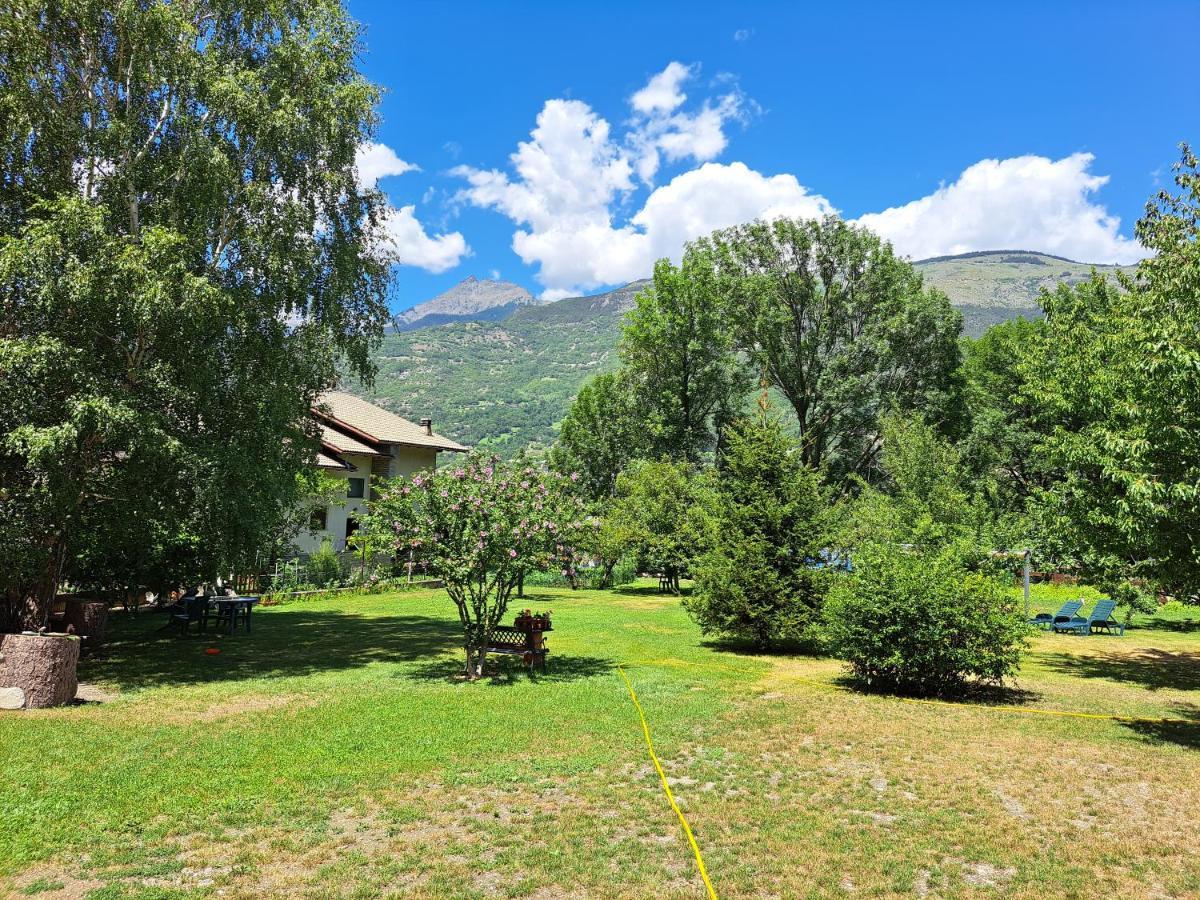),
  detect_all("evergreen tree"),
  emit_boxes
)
[685,397,831,648]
